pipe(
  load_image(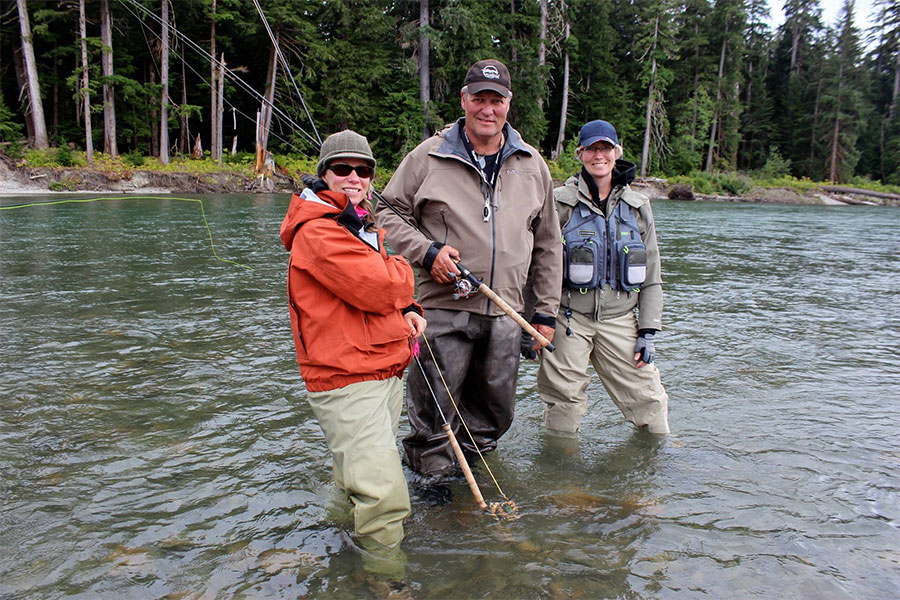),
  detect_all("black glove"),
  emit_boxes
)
[634,331,656,364]
[520,328,538,360]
